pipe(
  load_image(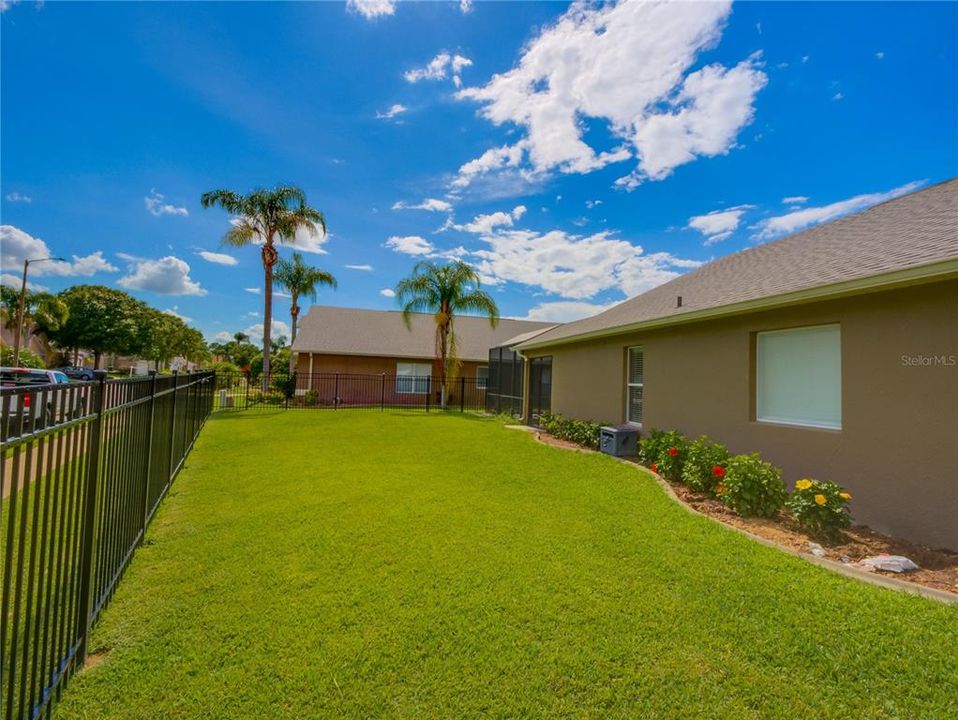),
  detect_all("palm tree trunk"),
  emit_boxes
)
[289,294,299,375]
[438,323,448,408]
[261,239,277,391]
